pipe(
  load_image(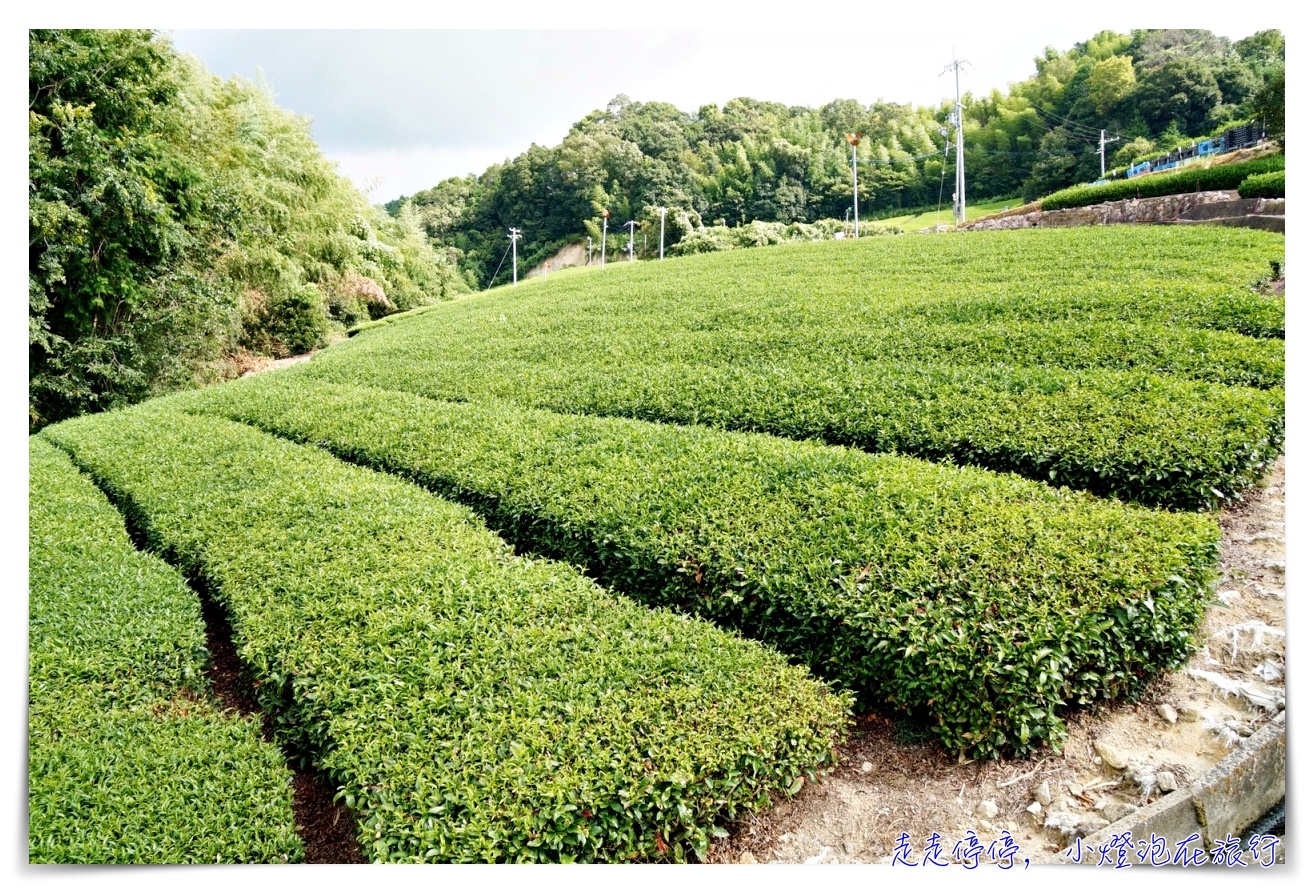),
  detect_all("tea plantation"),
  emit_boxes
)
[31,225,1284,862]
